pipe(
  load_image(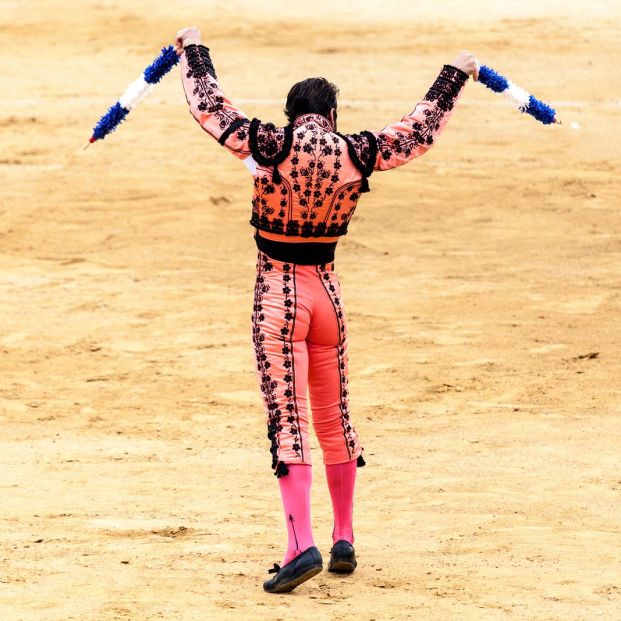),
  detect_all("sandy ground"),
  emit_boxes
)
[1,0,621,619]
